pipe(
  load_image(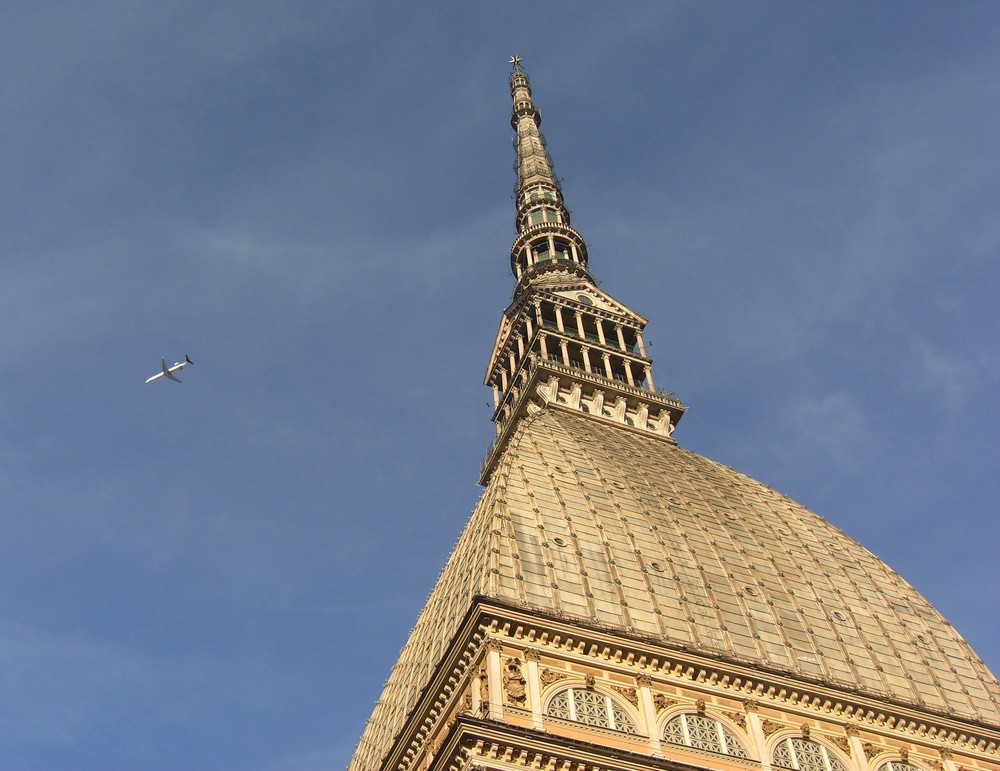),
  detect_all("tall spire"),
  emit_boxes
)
[481,58,684,484]
[507,57,590,293]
